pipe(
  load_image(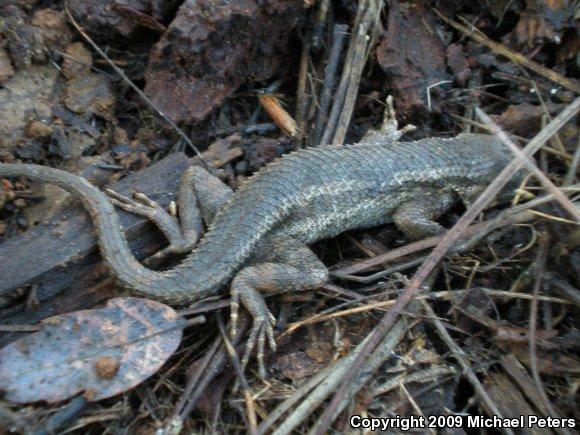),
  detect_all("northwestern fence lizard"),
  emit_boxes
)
[0,99,523,374]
